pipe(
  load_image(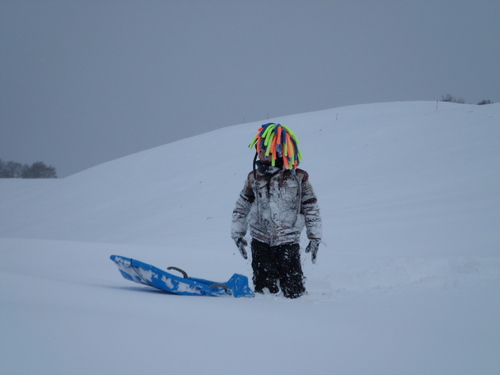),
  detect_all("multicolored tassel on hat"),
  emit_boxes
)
[249,123,302,170]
